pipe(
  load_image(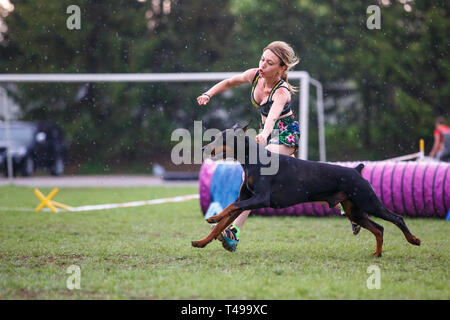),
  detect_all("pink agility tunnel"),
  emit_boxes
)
[199,159,450,218]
